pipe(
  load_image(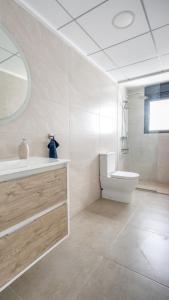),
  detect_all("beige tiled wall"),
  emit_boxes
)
[0,0,117,216]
